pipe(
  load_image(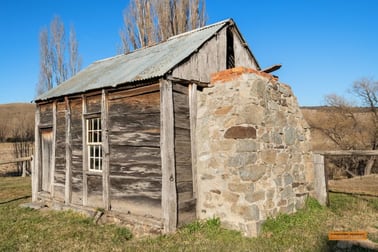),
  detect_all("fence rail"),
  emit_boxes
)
[0,156,33,177]
[314,150,378,156]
